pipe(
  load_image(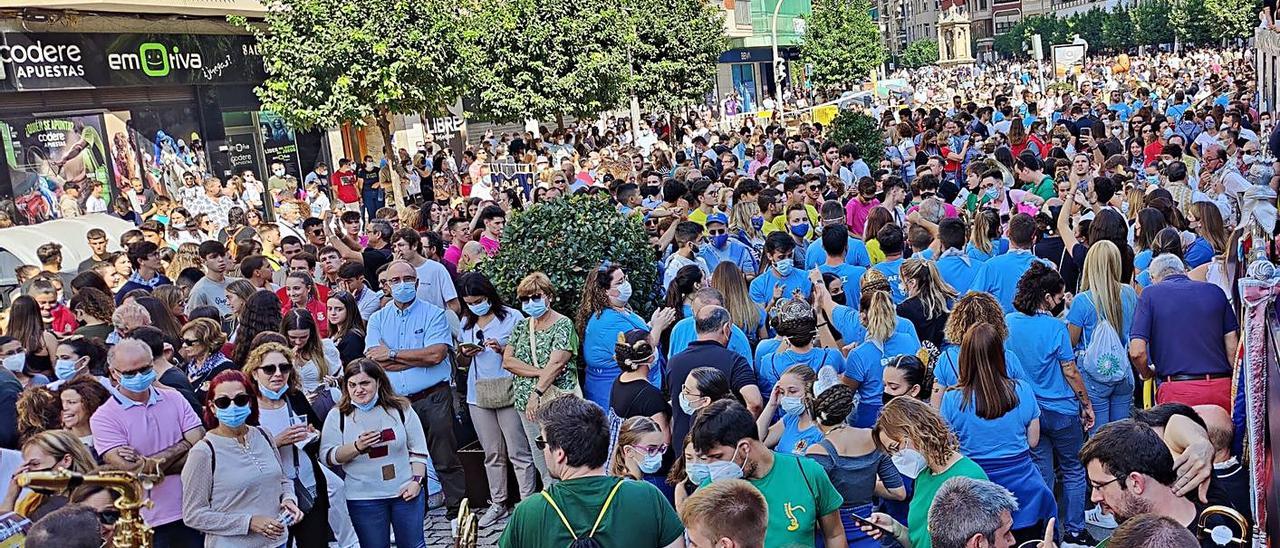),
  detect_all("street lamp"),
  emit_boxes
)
[771,0,786,119]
